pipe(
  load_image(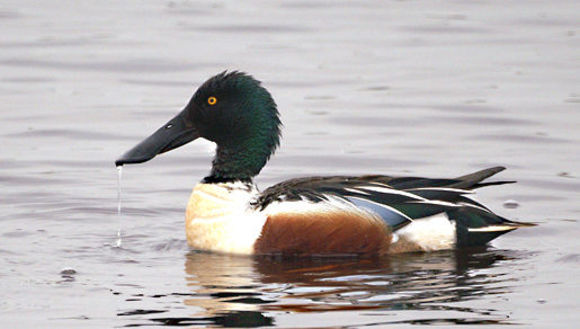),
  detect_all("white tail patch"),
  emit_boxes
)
[357,186,426,200]
[407,200,462,208]
[458,201,491,212]
[468,225,518,232]
[392,212,456,251]
[406,187,474,194]
[343,187,371,195]
[262,194,362,216]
